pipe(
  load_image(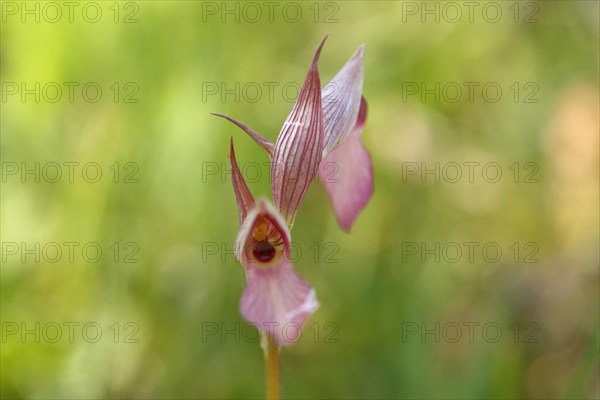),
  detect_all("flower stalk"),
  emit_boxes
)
[263,334,281,400]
